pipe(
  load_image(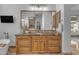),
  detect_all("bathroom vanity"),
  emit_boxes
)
[16,31,61,54]
[16,10,61,54]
